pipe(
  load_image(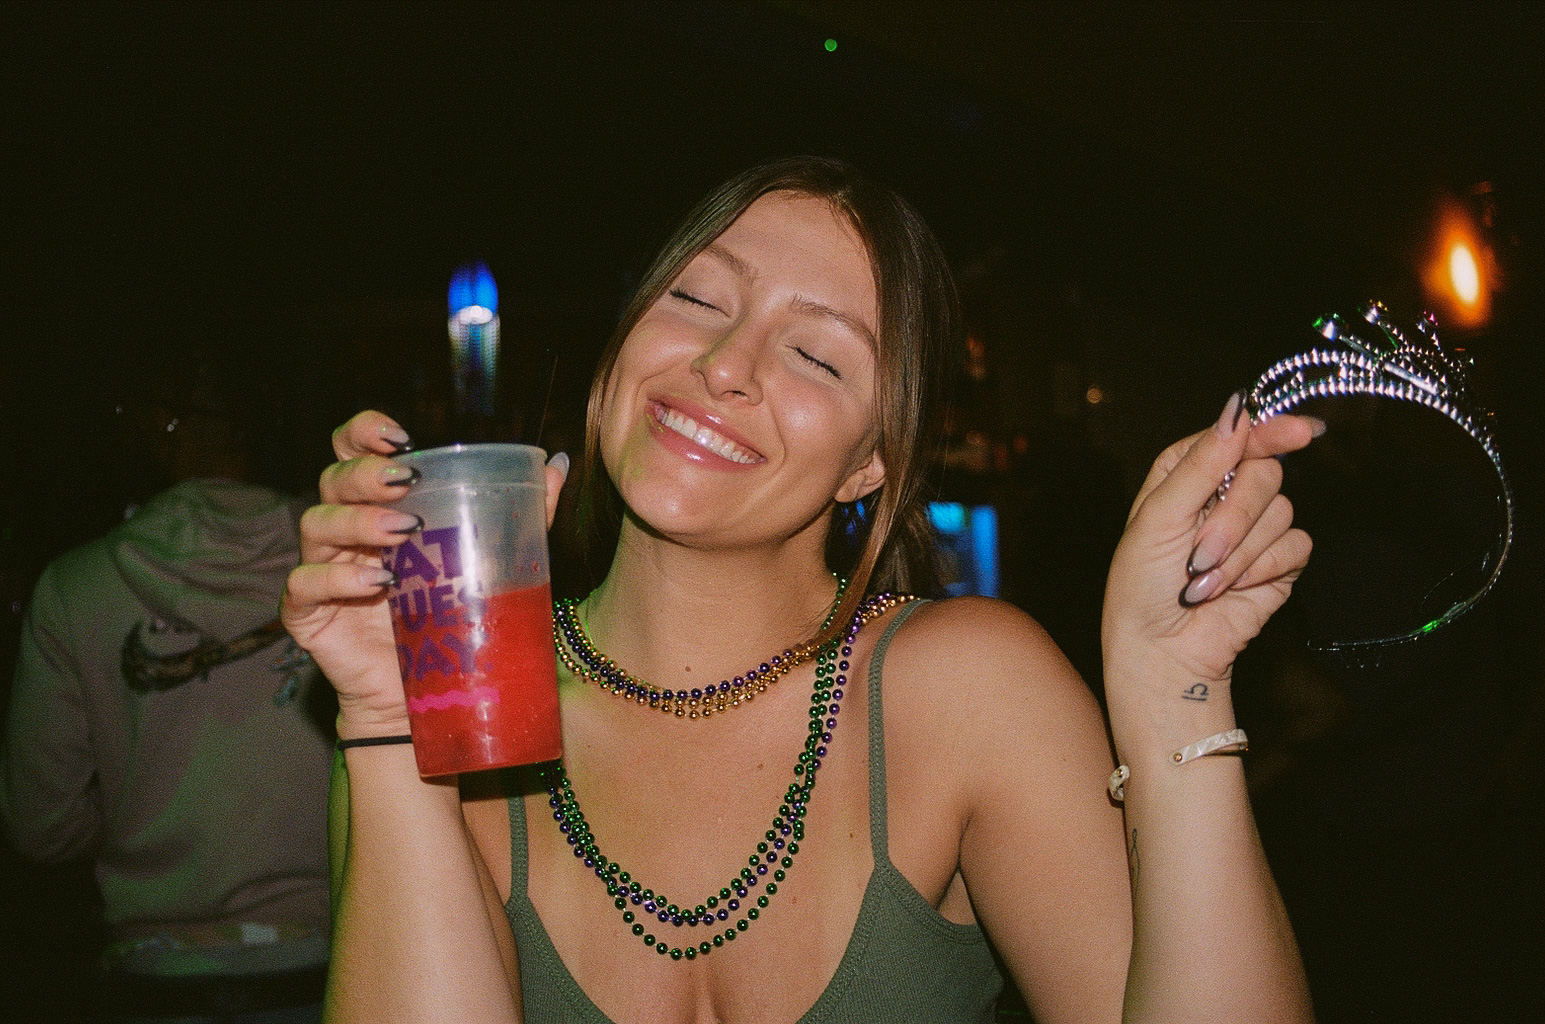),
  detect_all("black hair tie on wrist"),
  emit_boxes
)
[337,734,413,750]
